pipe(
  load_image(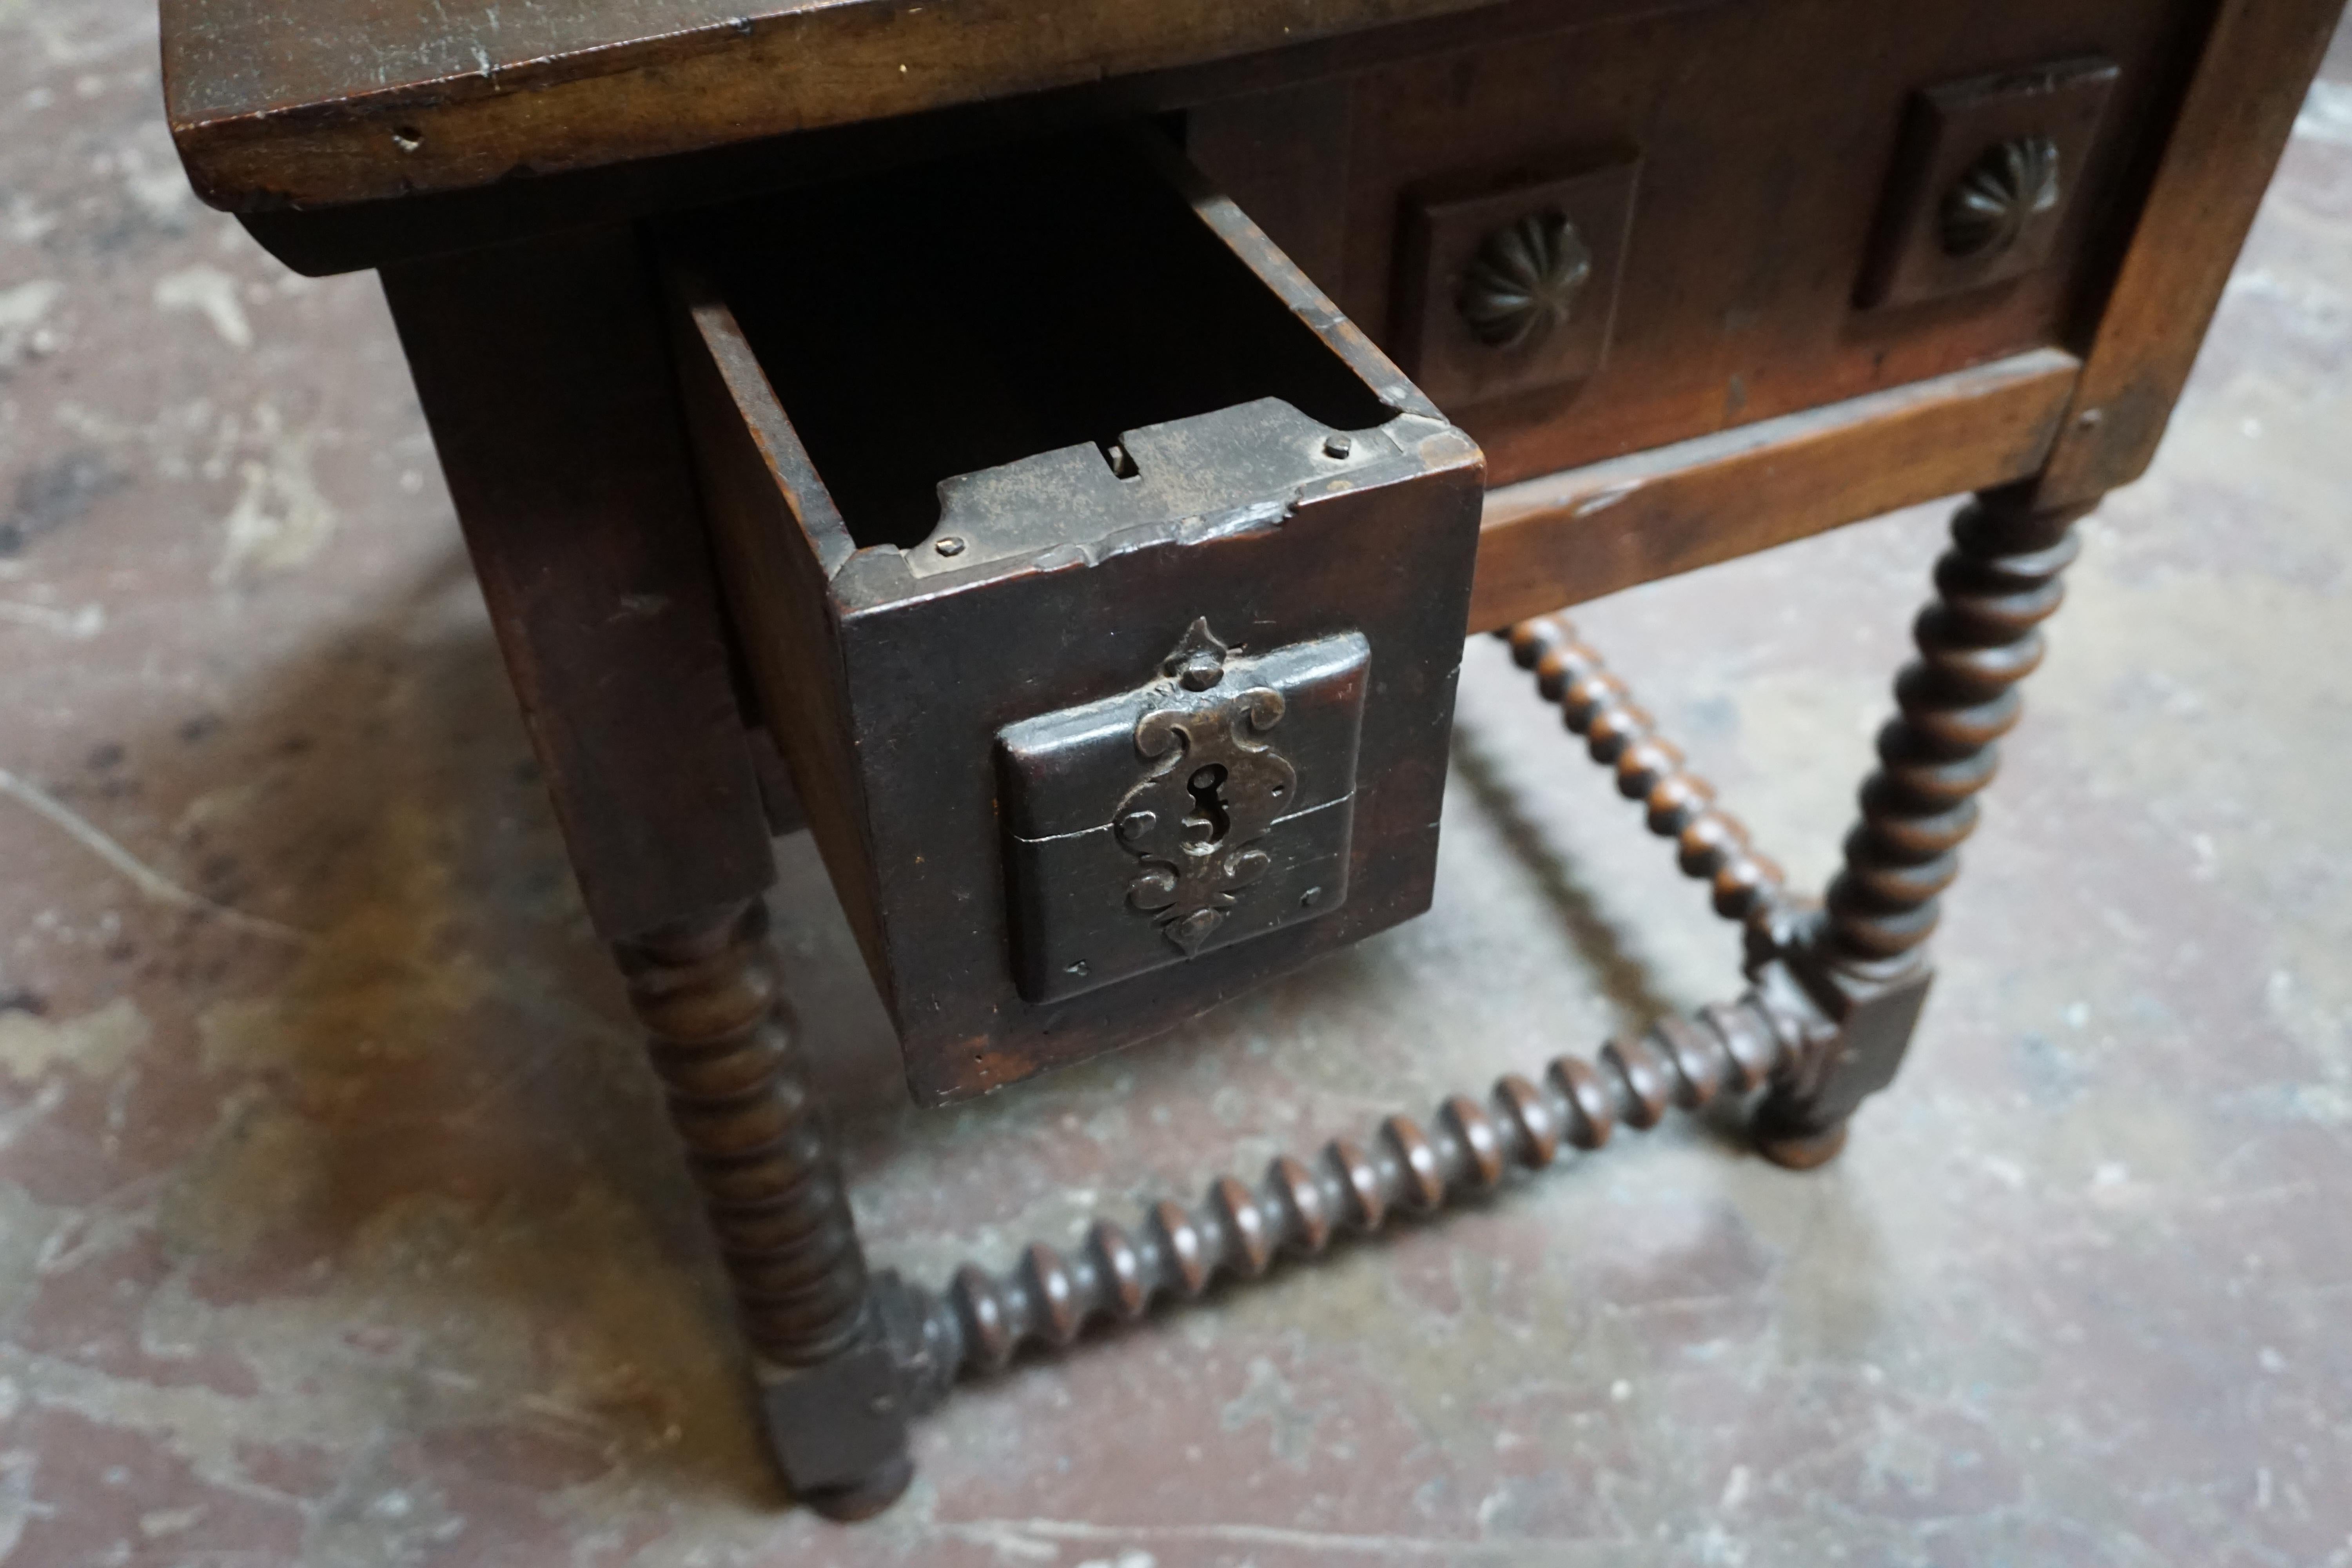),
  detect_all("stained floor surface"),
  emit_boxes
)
[4,6,2351,1565]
